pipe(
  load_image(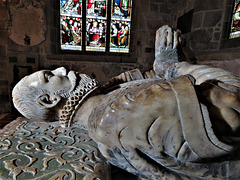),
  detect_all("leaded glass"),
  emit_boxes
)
[86,18,107,51]
[110,0,132,53]
[86,0,107,51]
[230,0,240,39]
[60,0,82,50]
[60,0,132,53]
